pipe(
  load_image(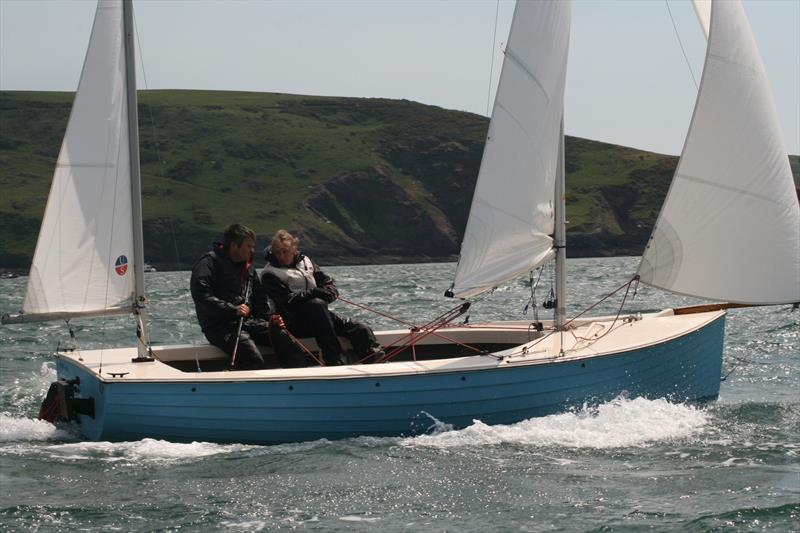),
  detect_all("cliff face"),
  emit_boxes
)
[1,90,798,270]
[304,166,459,260]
